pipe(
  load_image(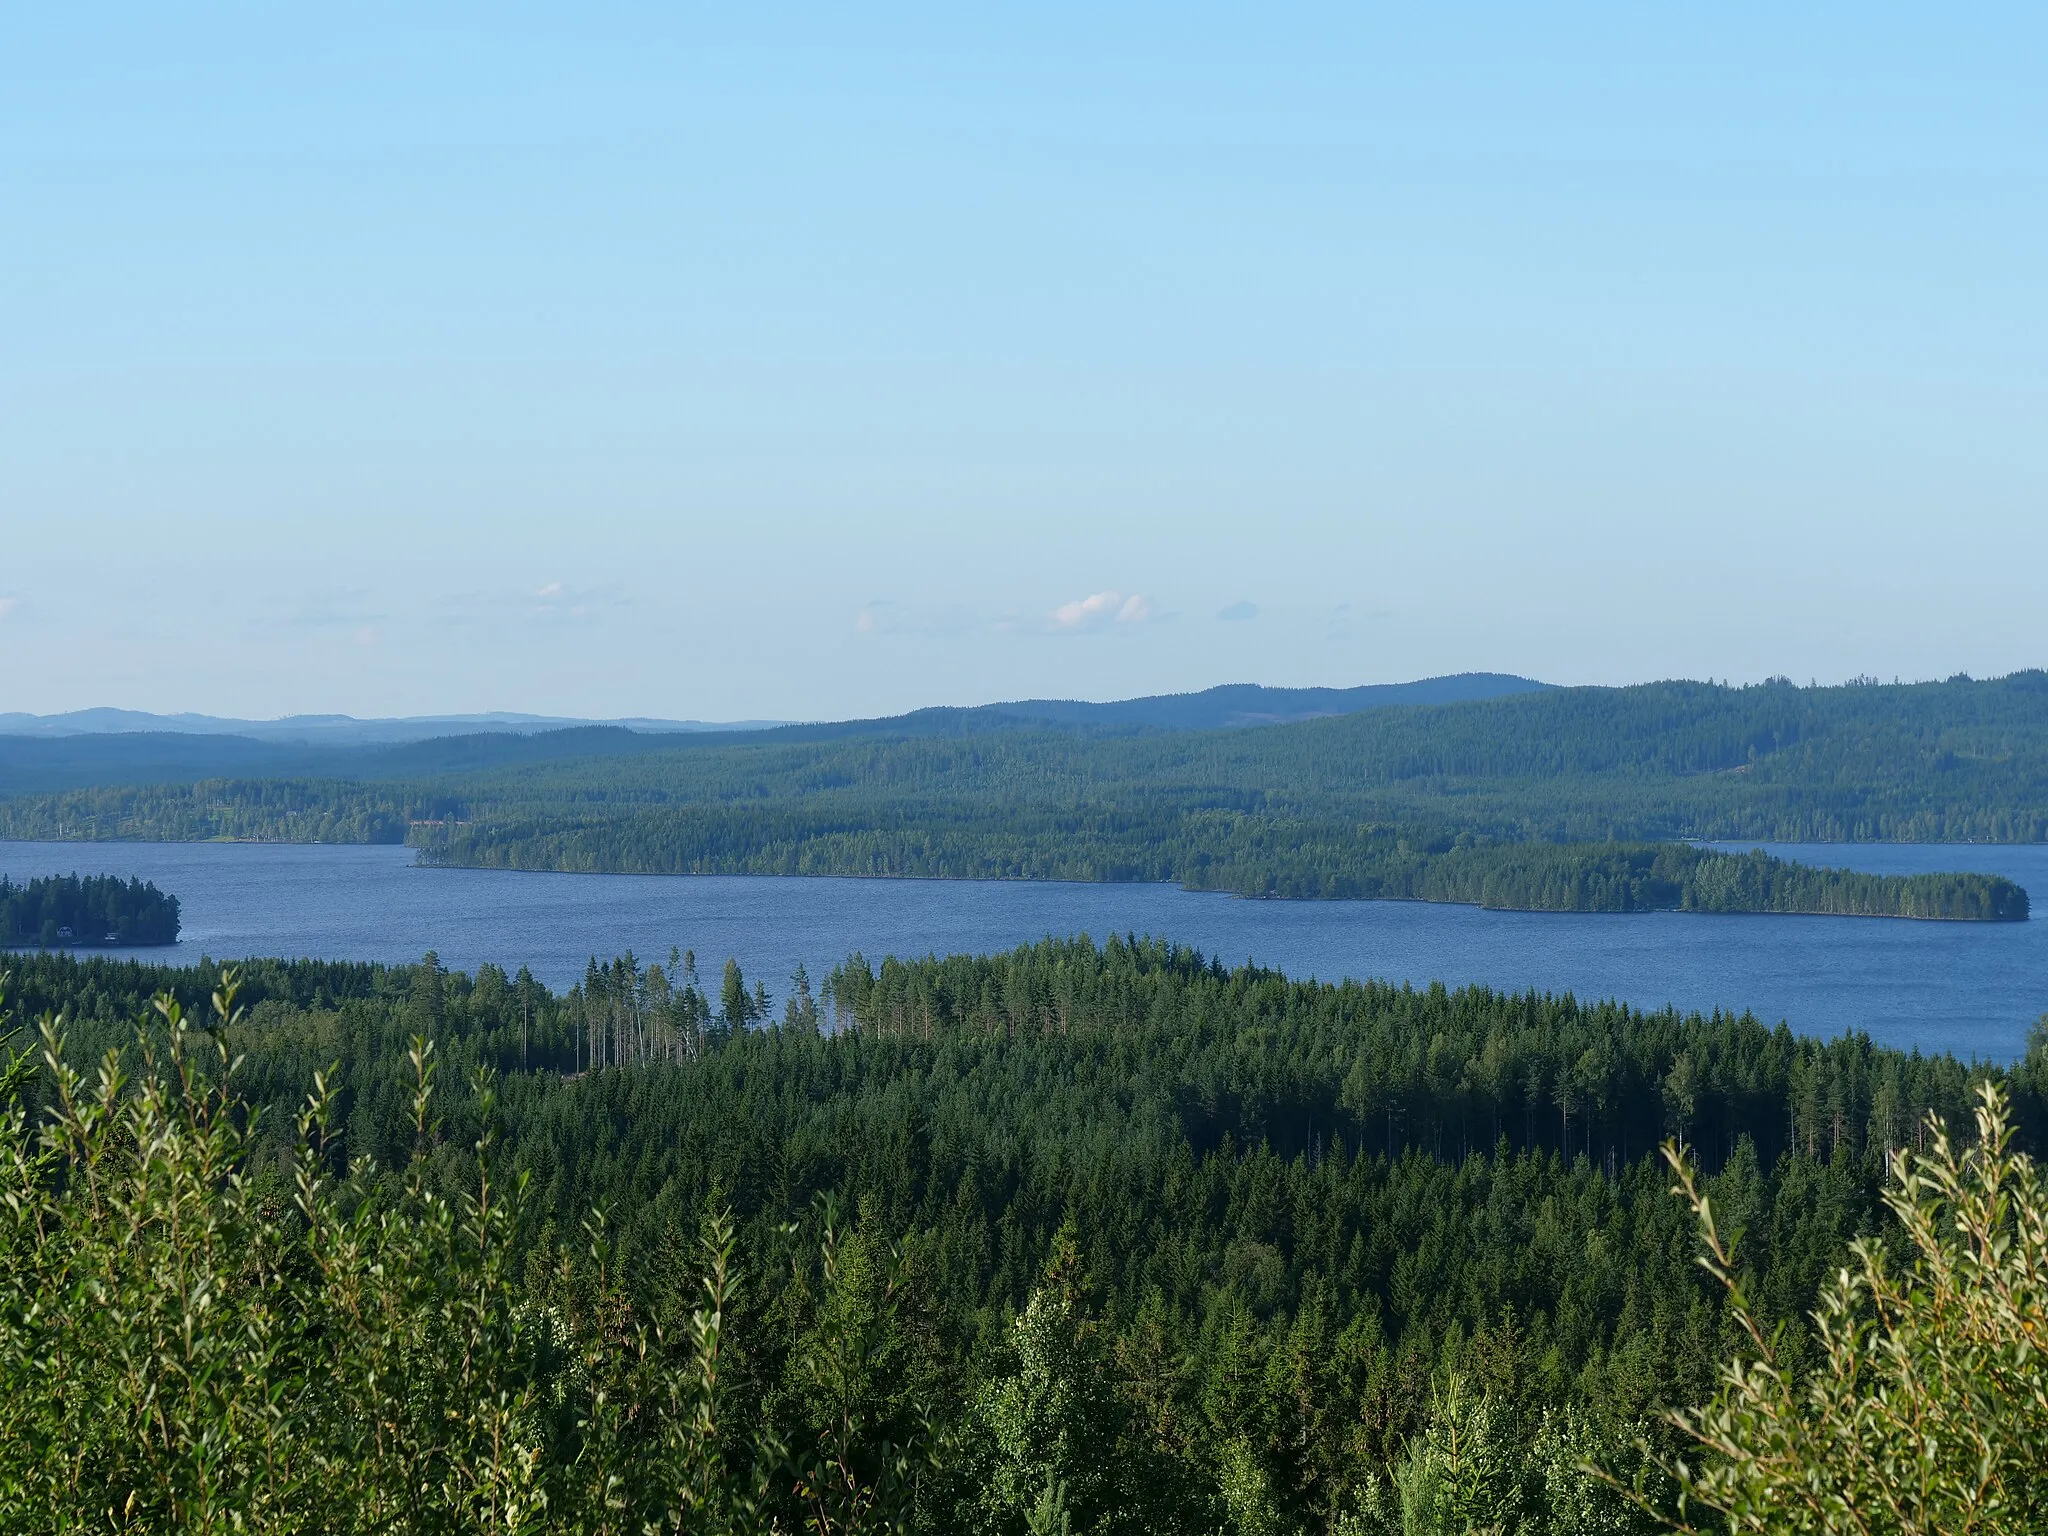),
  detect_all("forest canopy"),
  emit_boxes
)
[5,944,2048,1532]
[0,872,180,947]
